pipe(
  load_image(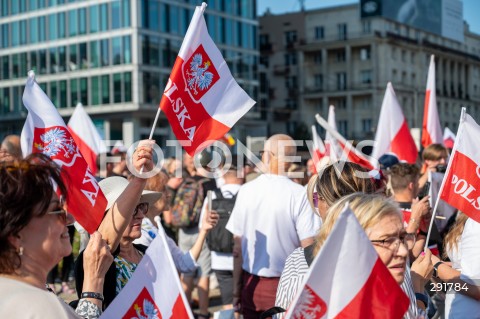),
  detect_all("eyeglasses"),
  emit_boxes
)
[370,233,416,252]
[48,209,74,226]
[134,202,149,217]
